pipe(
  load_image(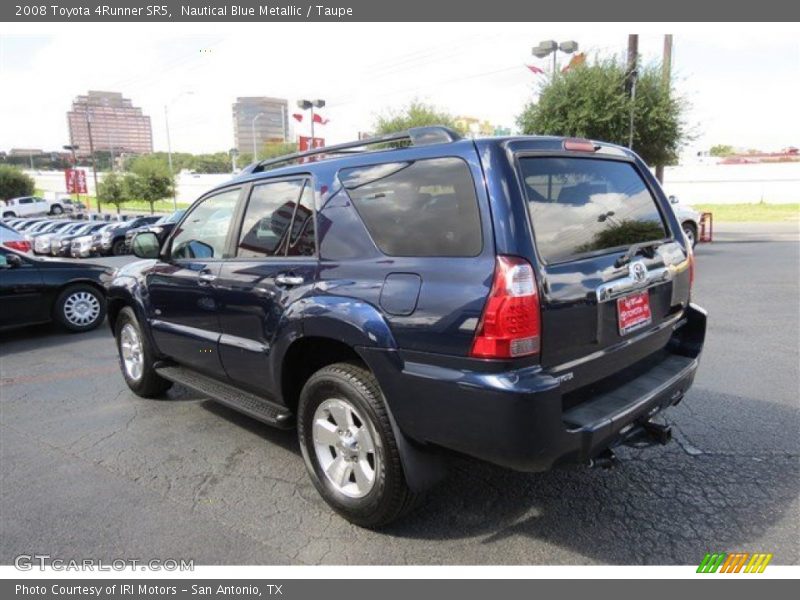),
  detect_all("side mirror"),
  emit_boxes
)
[131,232,161,259]
[2,253,23,268]
[669,195,679,205]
